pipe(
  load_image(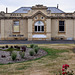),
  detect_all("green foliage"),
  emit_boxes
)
[30,44,38,48]
[19,52,25,58]
[29,50,34,56]
[4,48,20,51]
[34,47,39,54]
[33,45,38,48]
[30,44,35,48]
[11,52,17,61]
